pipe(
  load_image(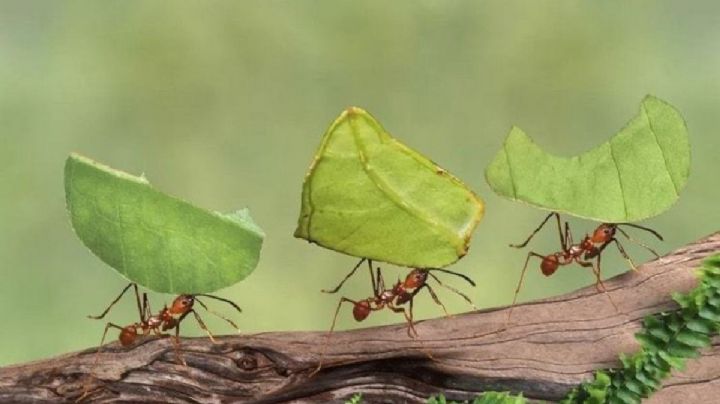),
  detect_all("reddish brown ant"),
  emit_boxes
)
[506,212,663,325]
[314,259,477,372]
[88,283,242,364]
